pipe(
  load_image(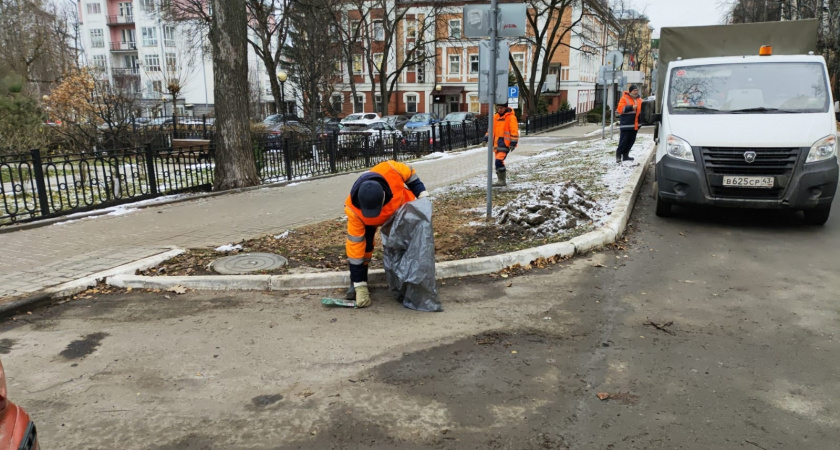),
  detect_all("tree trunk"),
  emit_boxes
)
[210,0,259,190]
